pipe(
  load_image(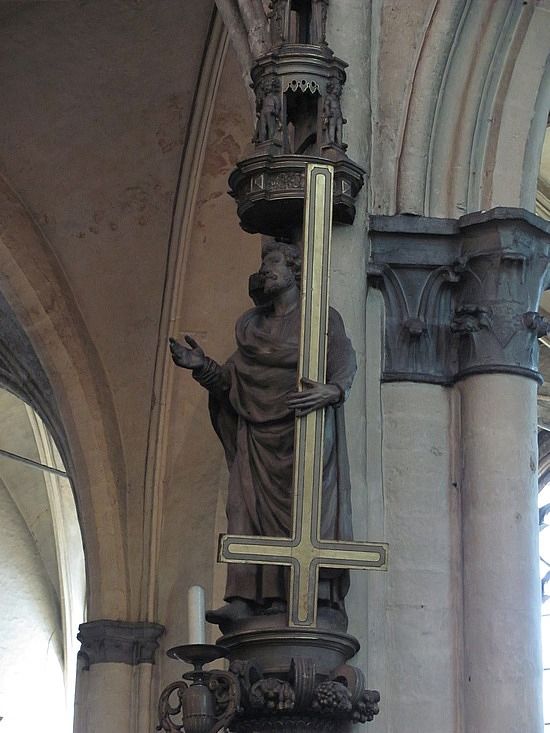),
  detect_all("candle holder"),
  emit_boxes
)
[157,644,241,733]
